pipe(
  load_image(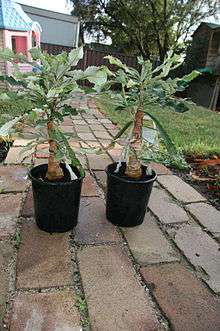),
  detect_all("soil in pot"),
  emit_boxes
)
[105,162,157,227]
[29,163,84,233]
